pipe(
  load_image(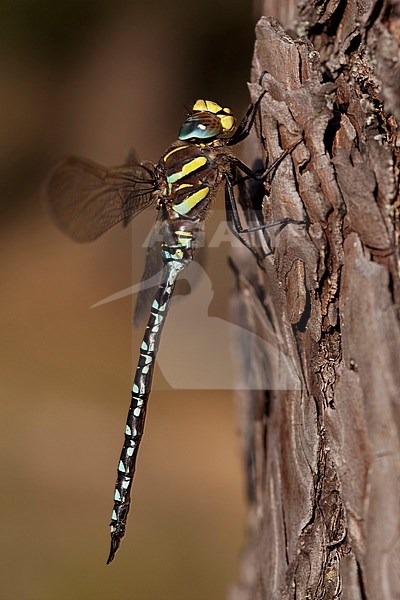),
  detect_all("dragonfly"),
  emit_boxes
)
[46,91,300,564]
